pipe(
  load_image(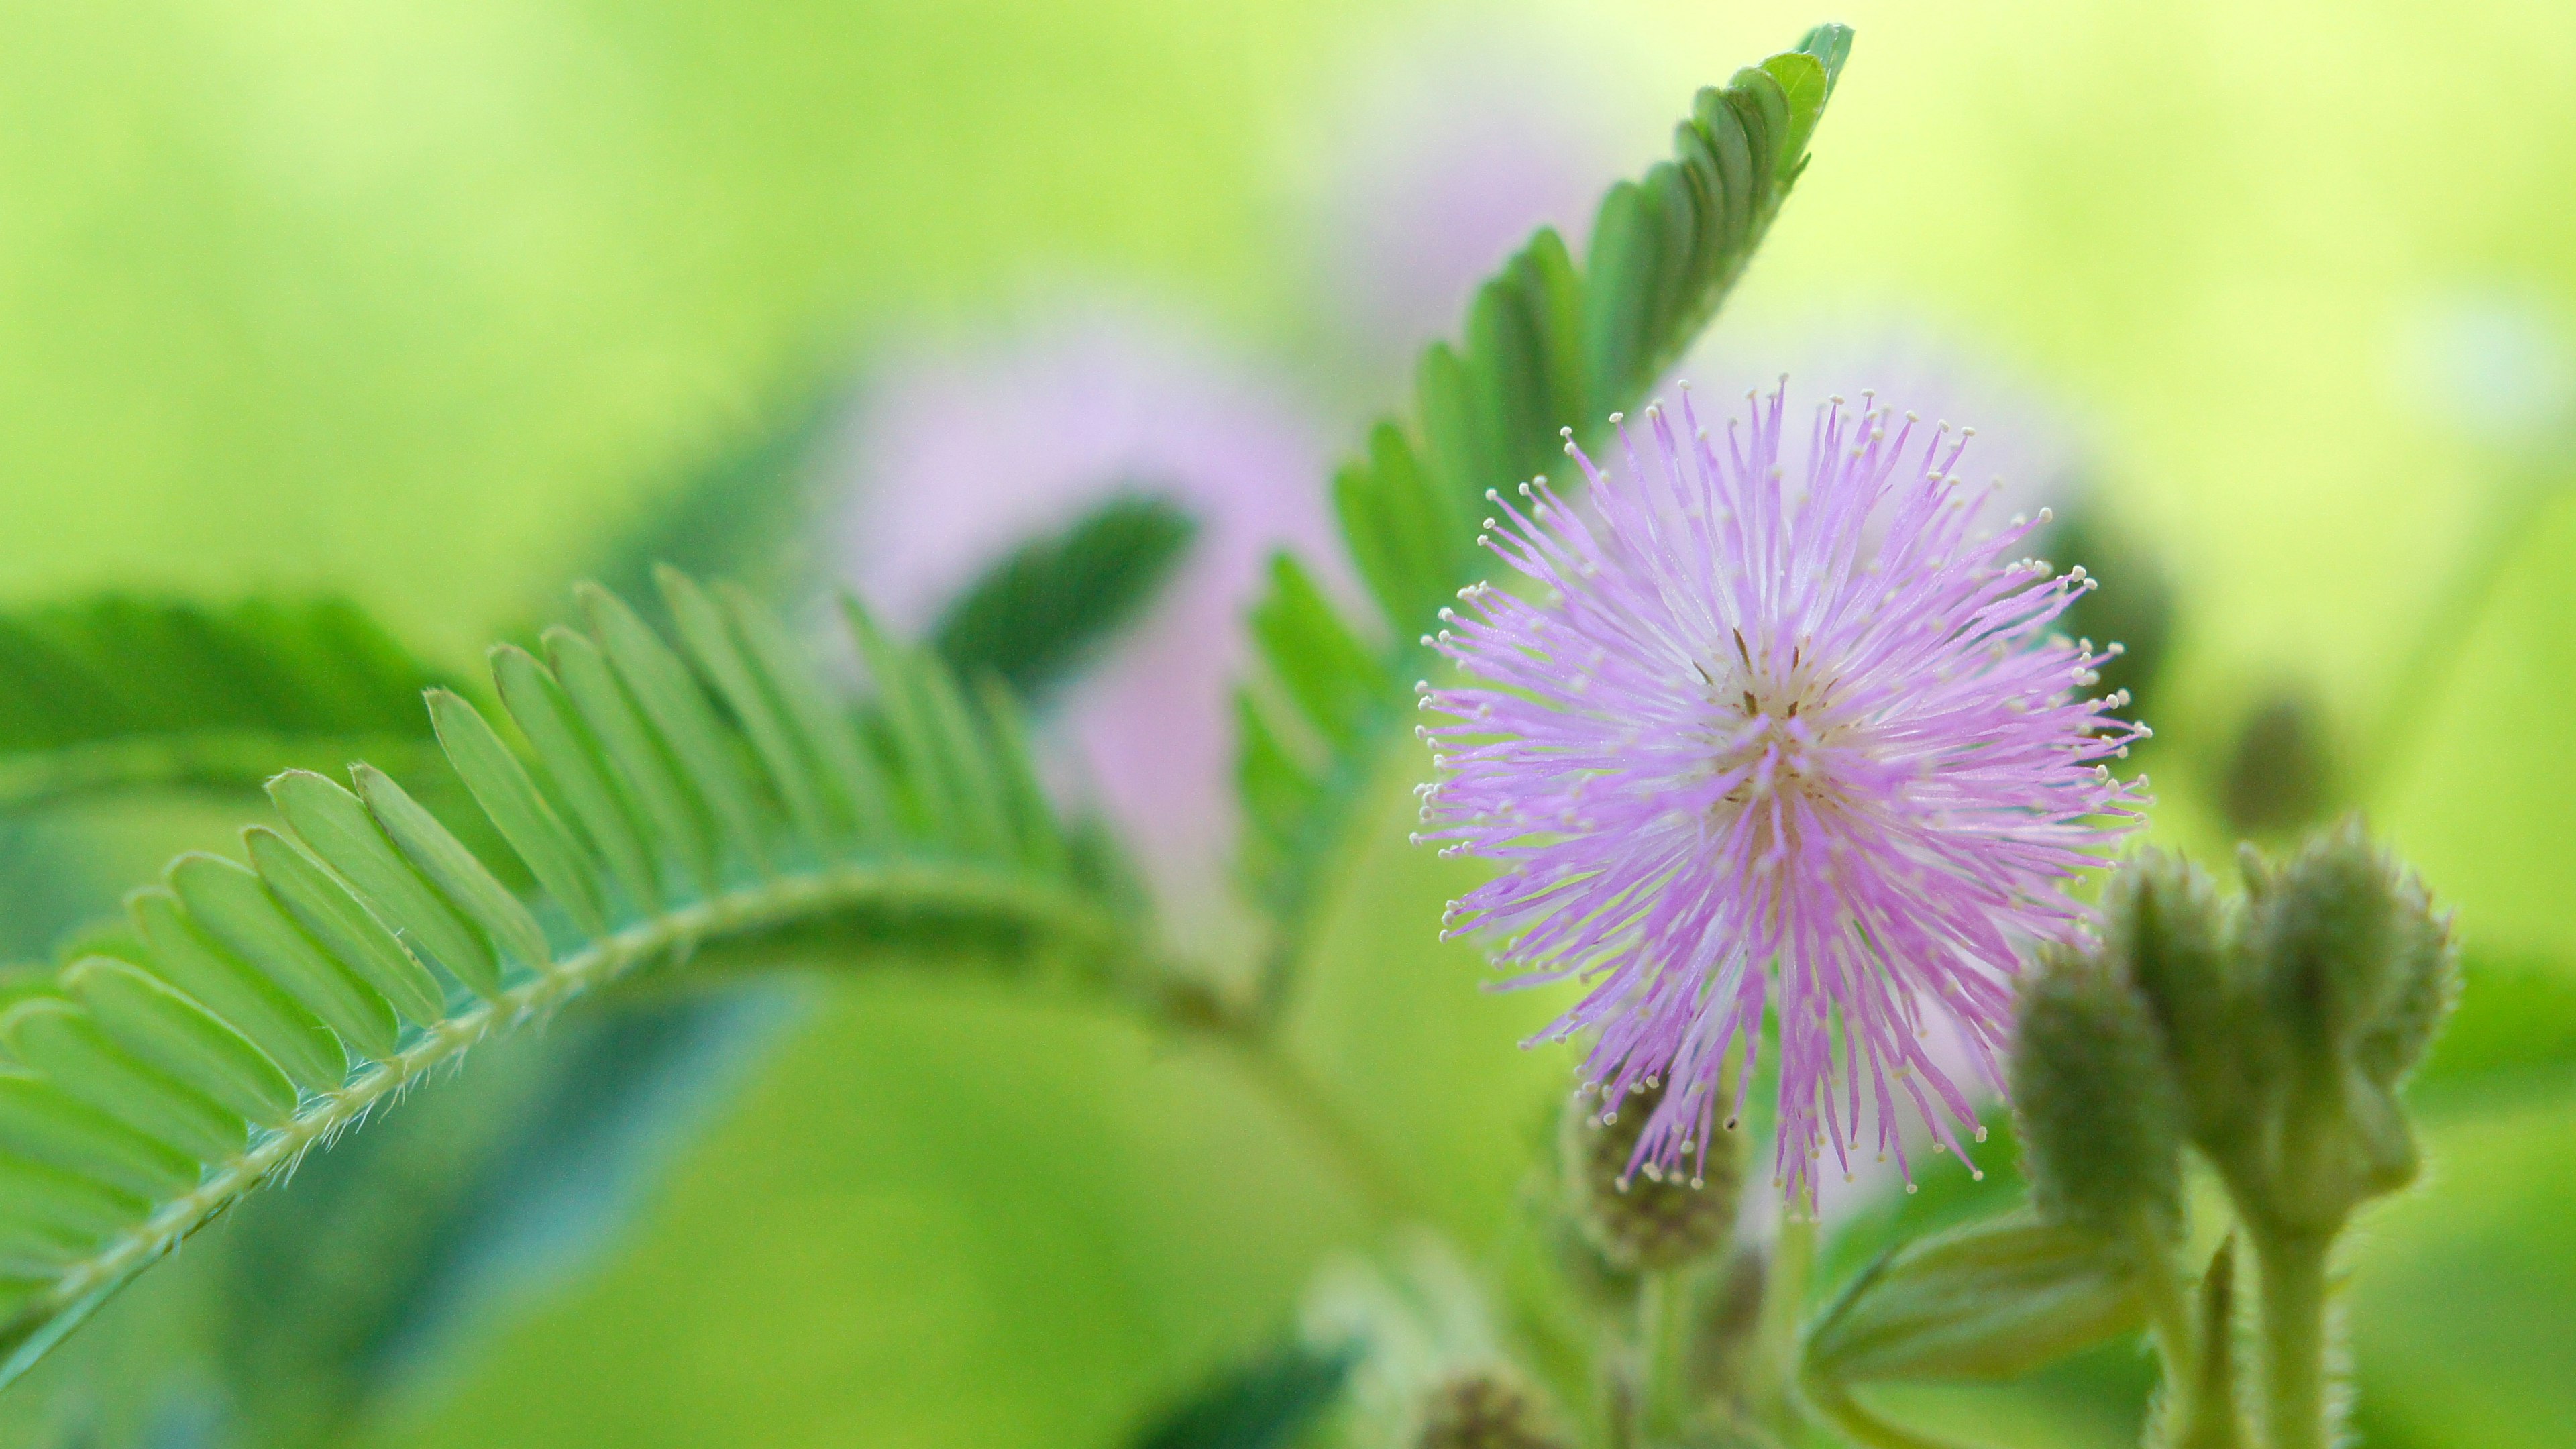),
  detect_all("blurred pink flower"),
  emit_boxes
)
[835,311,1334,963]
